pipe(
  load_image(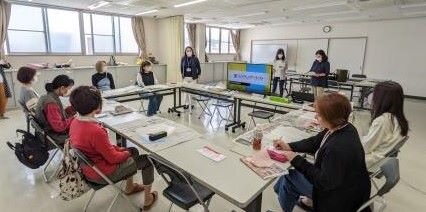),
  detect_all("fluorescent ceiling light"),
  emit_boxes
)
[136,9,159,15]
[174,0,207,8]
[400,2,426,9]
[311,10,358,17]
[292,1,347,11]
[235,11,268,18]
[88,1,110,10]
